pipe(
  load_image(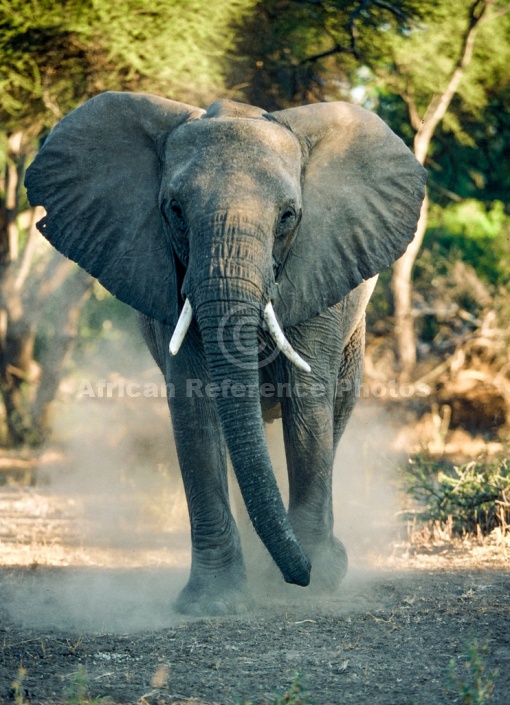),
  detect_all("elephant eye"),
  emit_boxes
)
[276,206,299,239]
[165,199,187,232]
